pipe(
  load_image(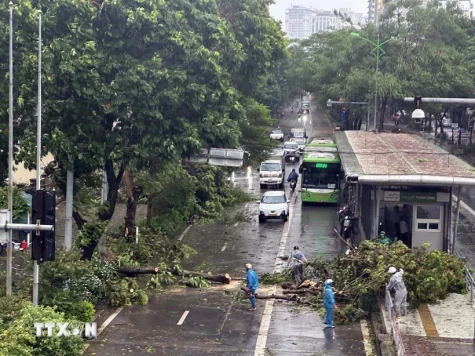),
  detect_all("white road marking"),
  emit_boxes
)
[245,203,249,208]
[177,311,190,325]
[81,307,124,353]
[234,222,239,227]
[221,243,227,252]
[360,319,376,356]
[253,183,299,356]
[178,225,192,241]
